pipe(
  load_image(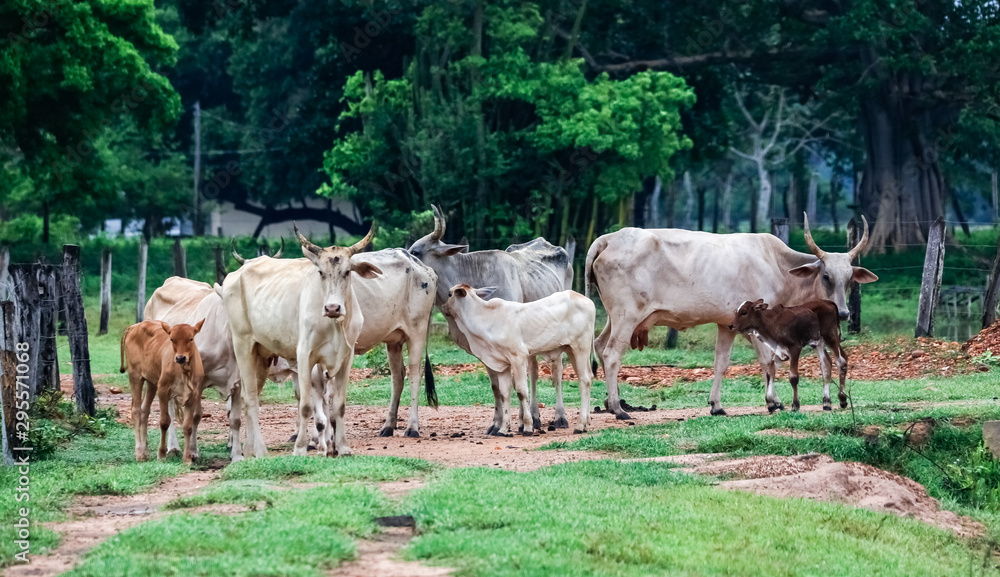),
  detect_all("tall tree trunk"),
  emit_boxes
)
[754,164,770,232]
[722,171,733,231]
[697,183,705,231]
[470,1,487,243]
[682,171,694,228]
[649,176,662,228]
[830,175,840,233]
[806,171,818,224]
[857,51,959,253]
